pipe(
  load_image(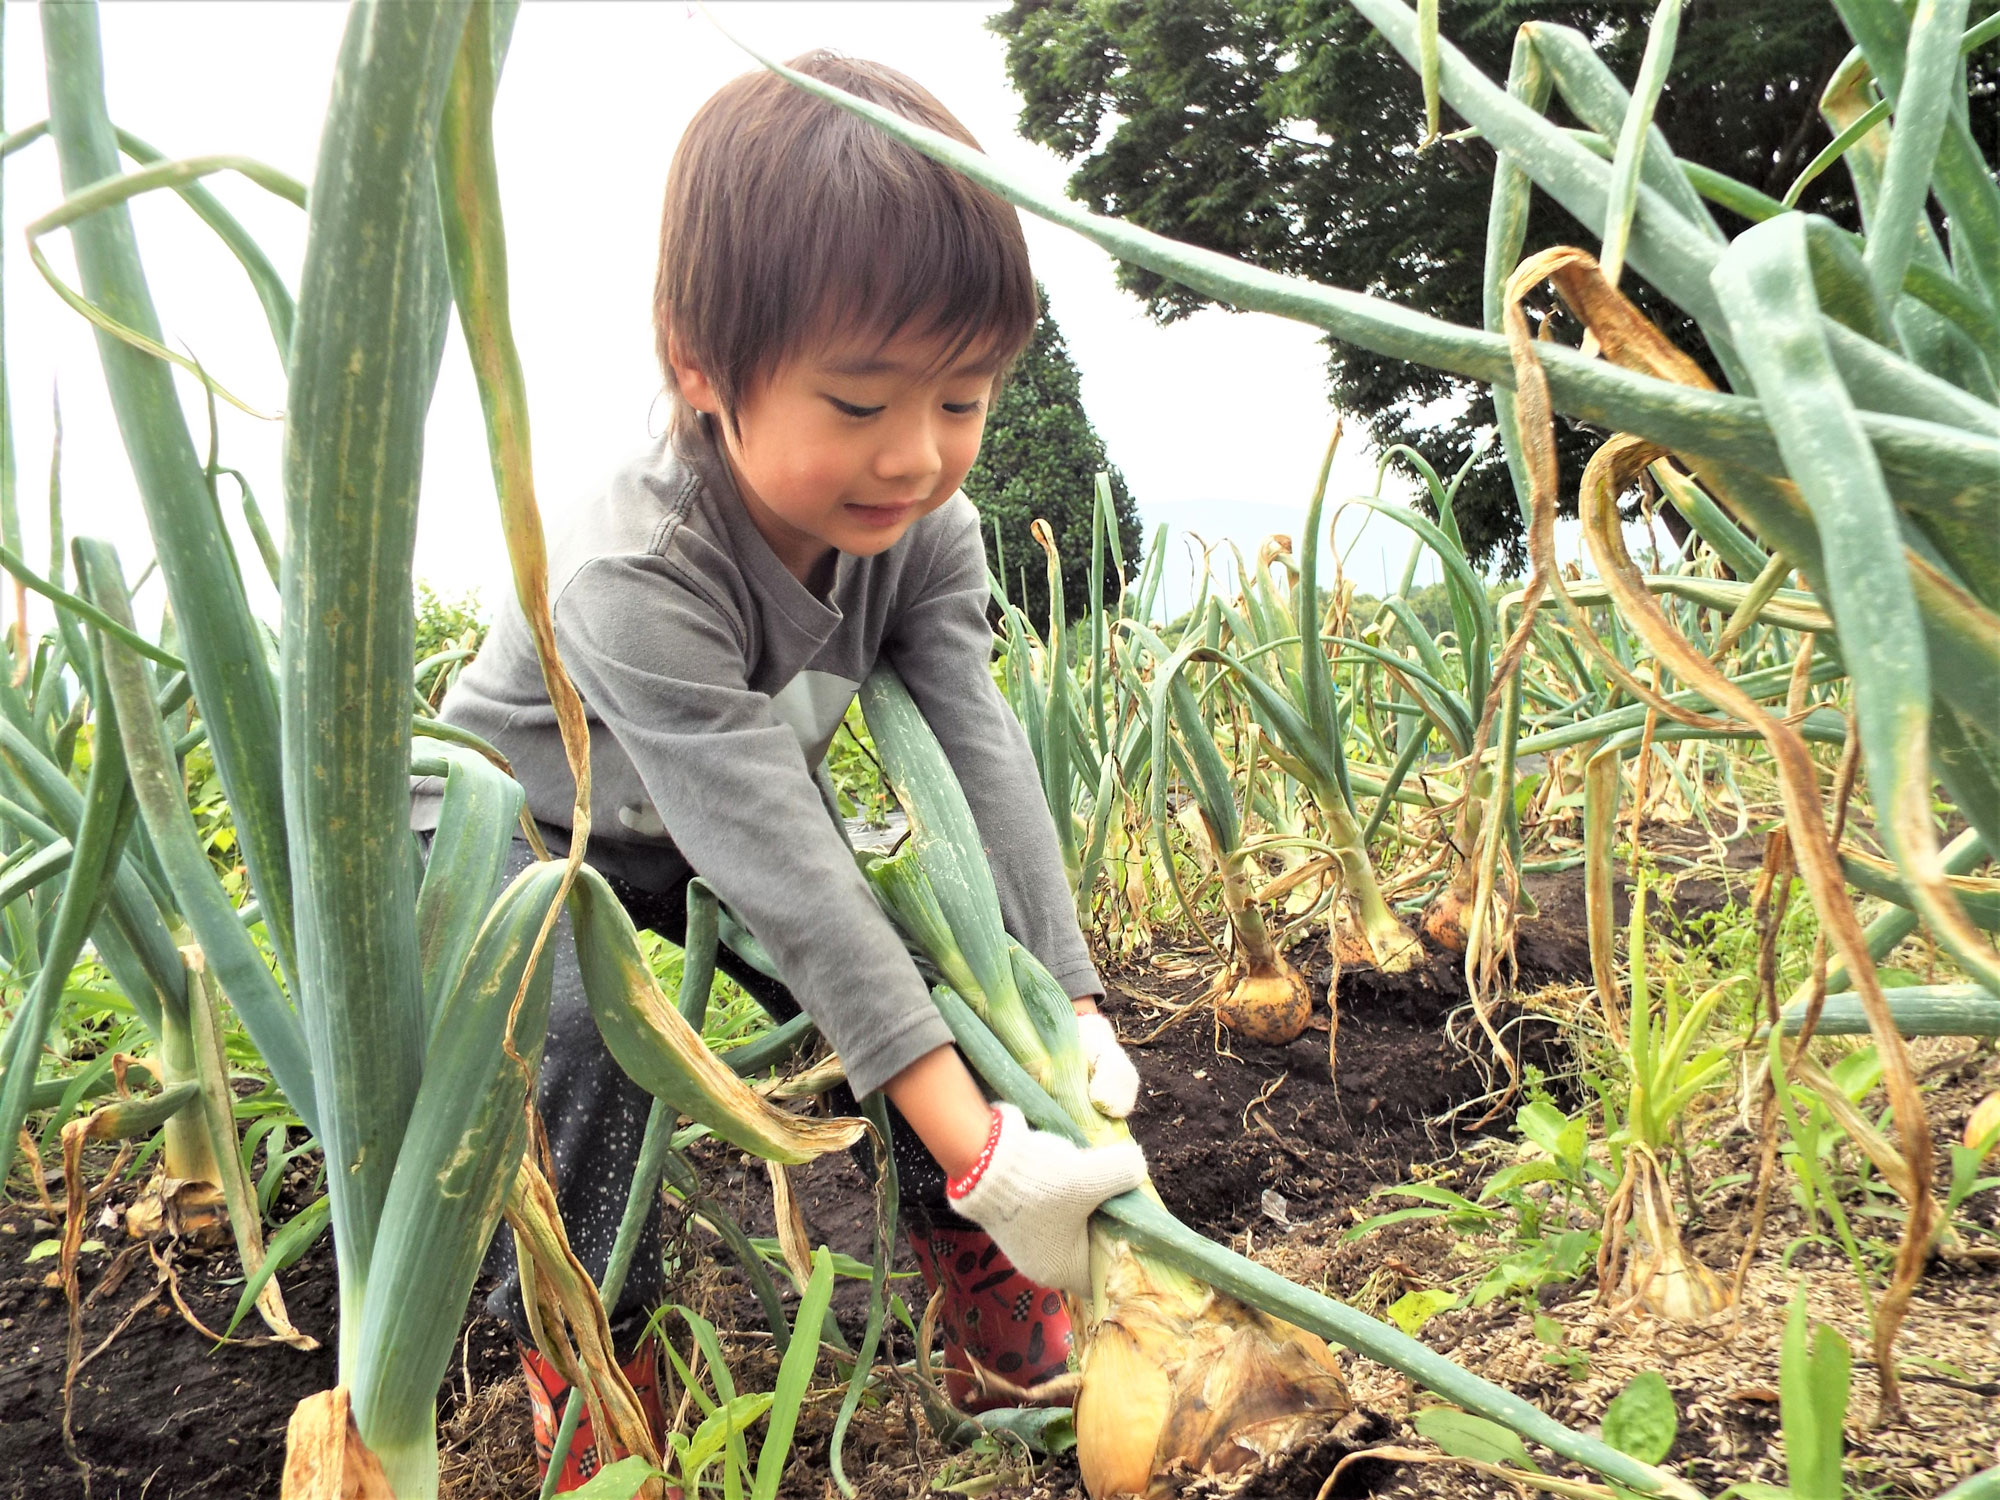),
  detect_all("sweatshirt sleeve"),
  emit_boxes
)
[553,555,954,1099]
[882,503,1105,1001]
